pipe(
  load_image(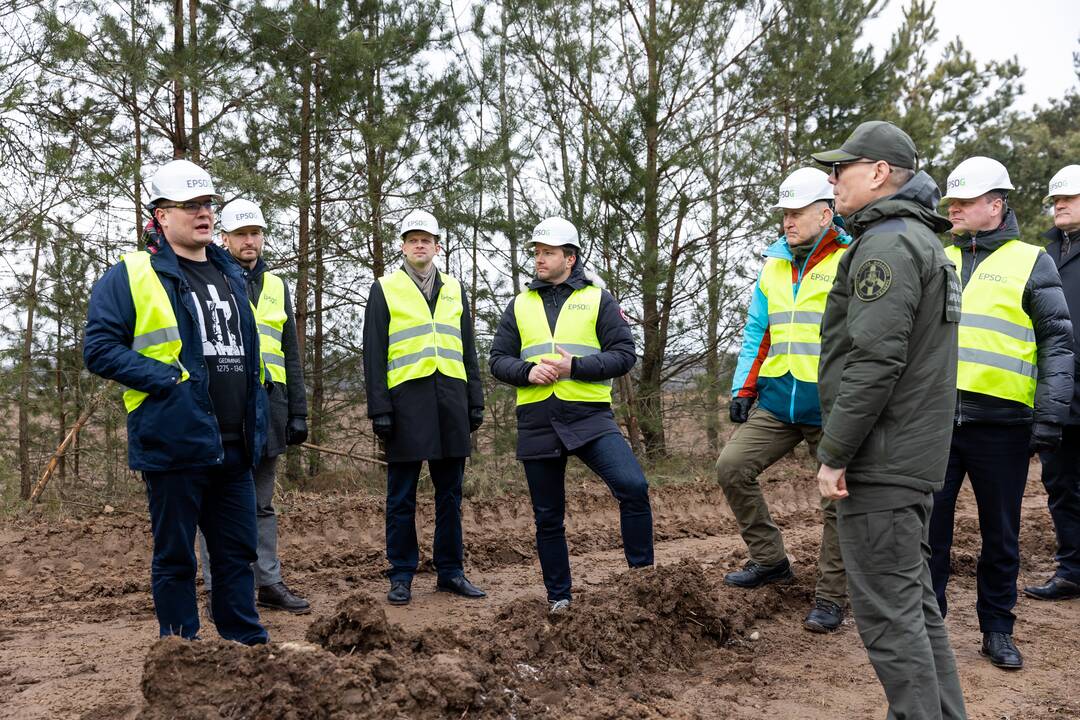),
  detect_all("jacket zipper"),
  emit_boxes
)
[788,231,826,423]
